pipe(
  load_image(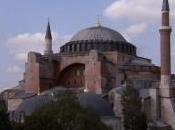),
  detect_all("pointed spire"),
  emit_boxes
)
[45,20,52,39]
[162,0,170,11]
[44,19,53,55]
